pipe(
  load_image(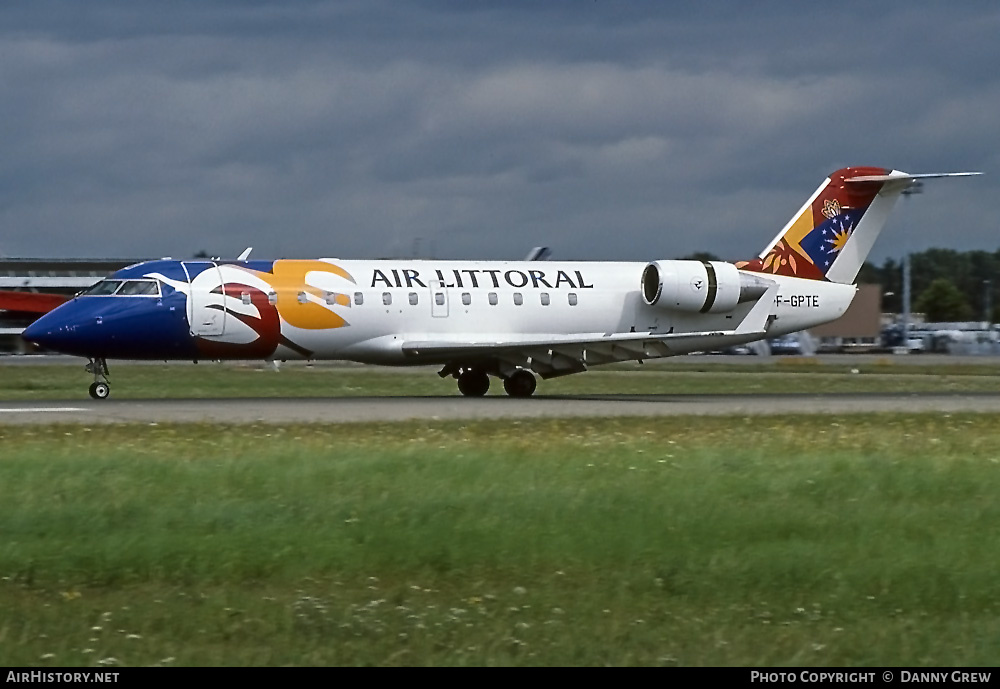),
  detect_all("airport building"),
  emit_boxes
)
[808,284,883,352]
[0,259,138,352]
